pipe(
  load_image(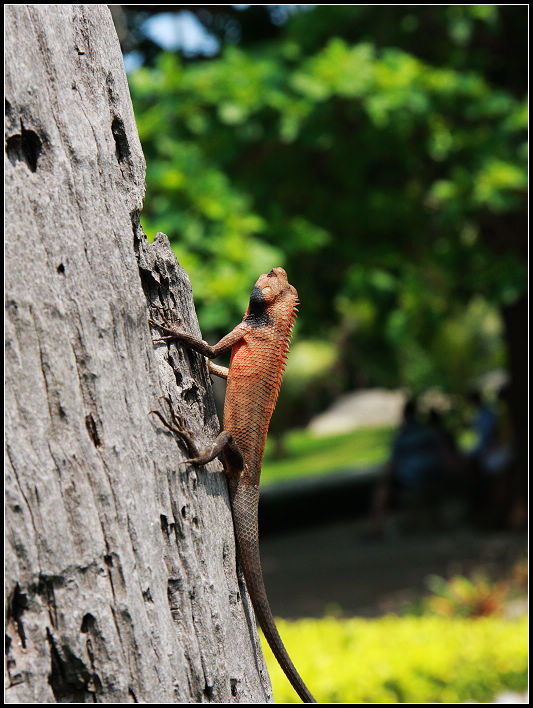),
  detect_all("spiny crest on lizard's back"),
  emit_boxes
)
[247,267,298,407]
